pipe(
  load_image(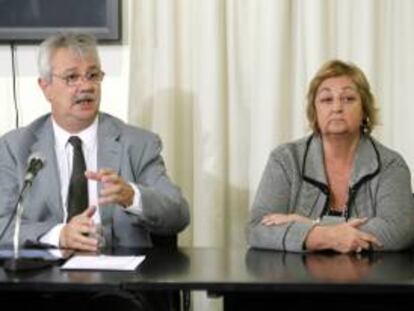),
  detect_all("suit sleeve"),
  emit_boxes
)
[134,135,190,235]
